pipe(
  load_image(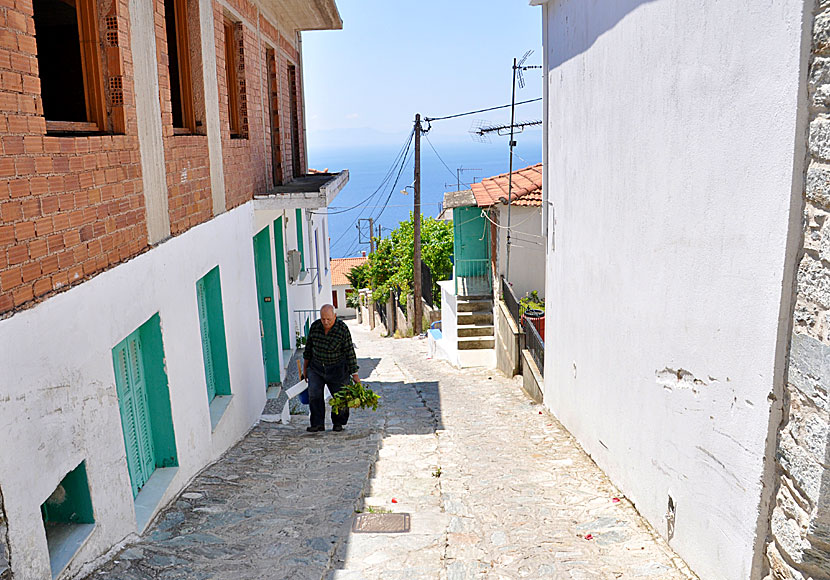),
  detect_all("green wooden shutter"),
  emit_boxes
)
[128,335,155,488]
[295,208,305,270]
[113,343,142,498]
[196,277,217,401]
